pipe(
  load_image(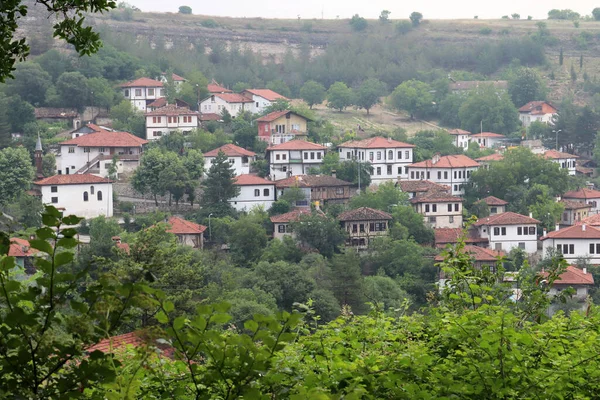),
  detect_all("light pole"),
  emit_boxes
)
[552,129,562,150]
[196,84,199,111]
[208,213,213,242]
